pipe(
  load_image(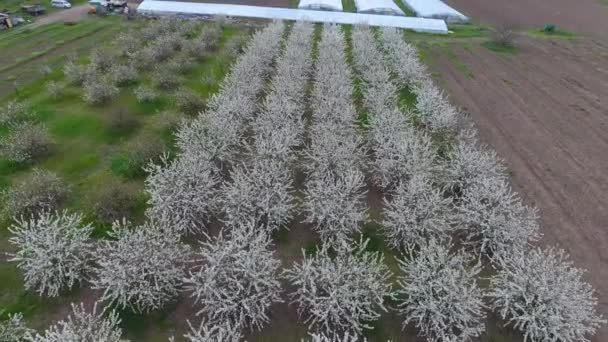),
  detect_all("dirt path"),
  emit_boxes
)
[425,37,608,341]
[30,4,90,28]
[445,0,608,38]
